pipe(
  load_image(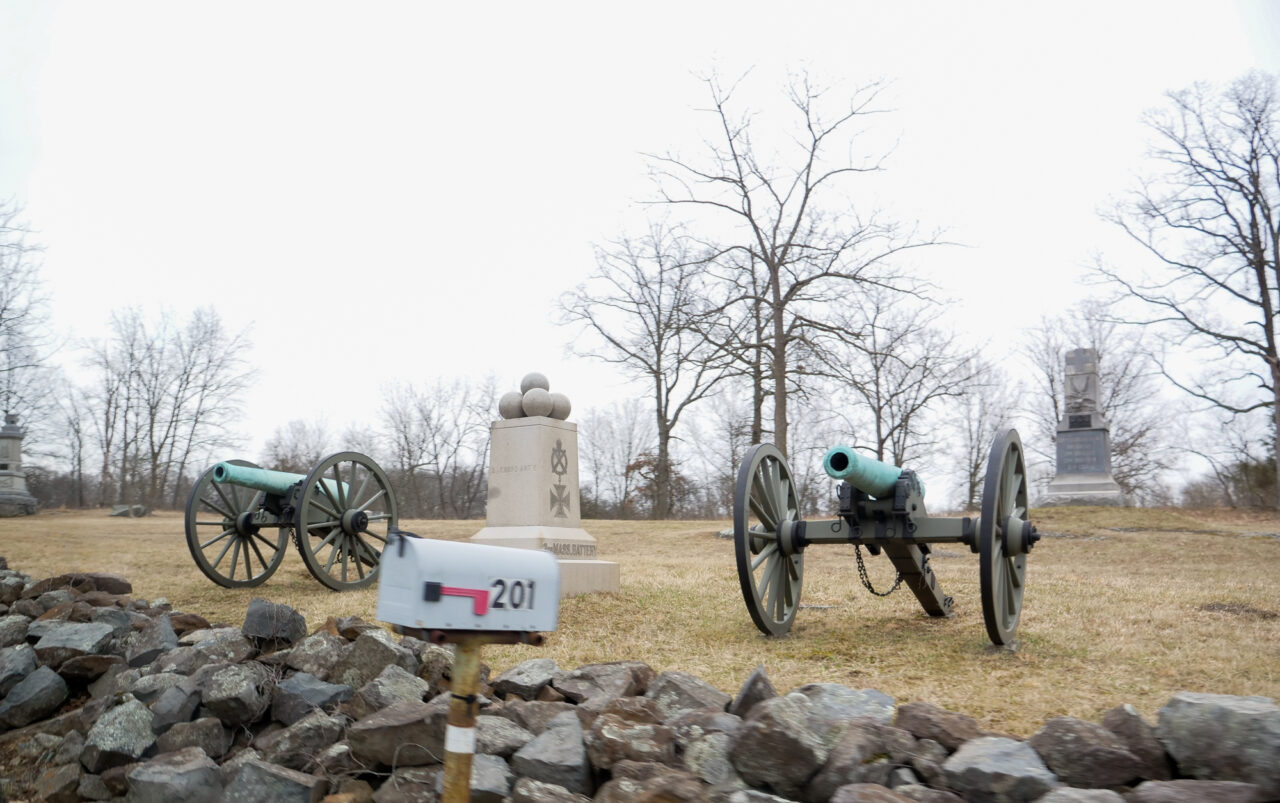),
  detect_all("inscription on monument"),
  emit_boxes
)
[544,542,597,558]
[1057,430,1108,474]
[1068,414,1091,430]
